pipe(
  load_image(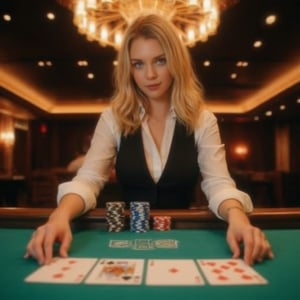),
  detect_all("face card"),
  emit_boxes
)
[146,259,204,286]
[25,257,98,284]
[85,259,144,285]
[197,259,268,285]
